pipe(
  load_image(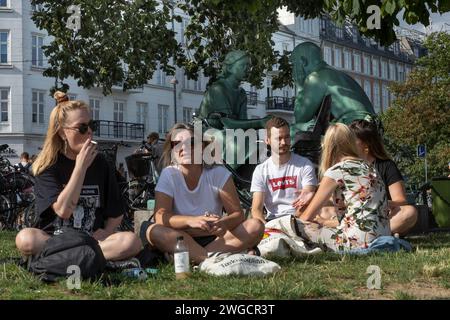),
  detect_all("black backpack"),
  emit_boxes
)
[29,227,106,282]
